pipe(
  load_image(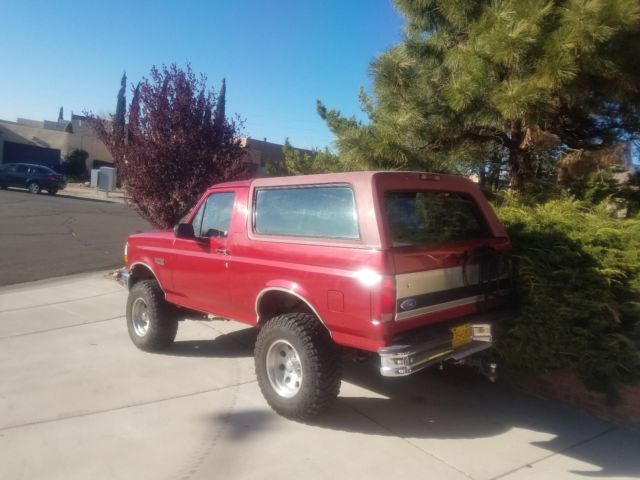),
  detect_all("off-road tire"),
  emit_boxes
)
[254,312,341,420]
[126,280,178,352]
